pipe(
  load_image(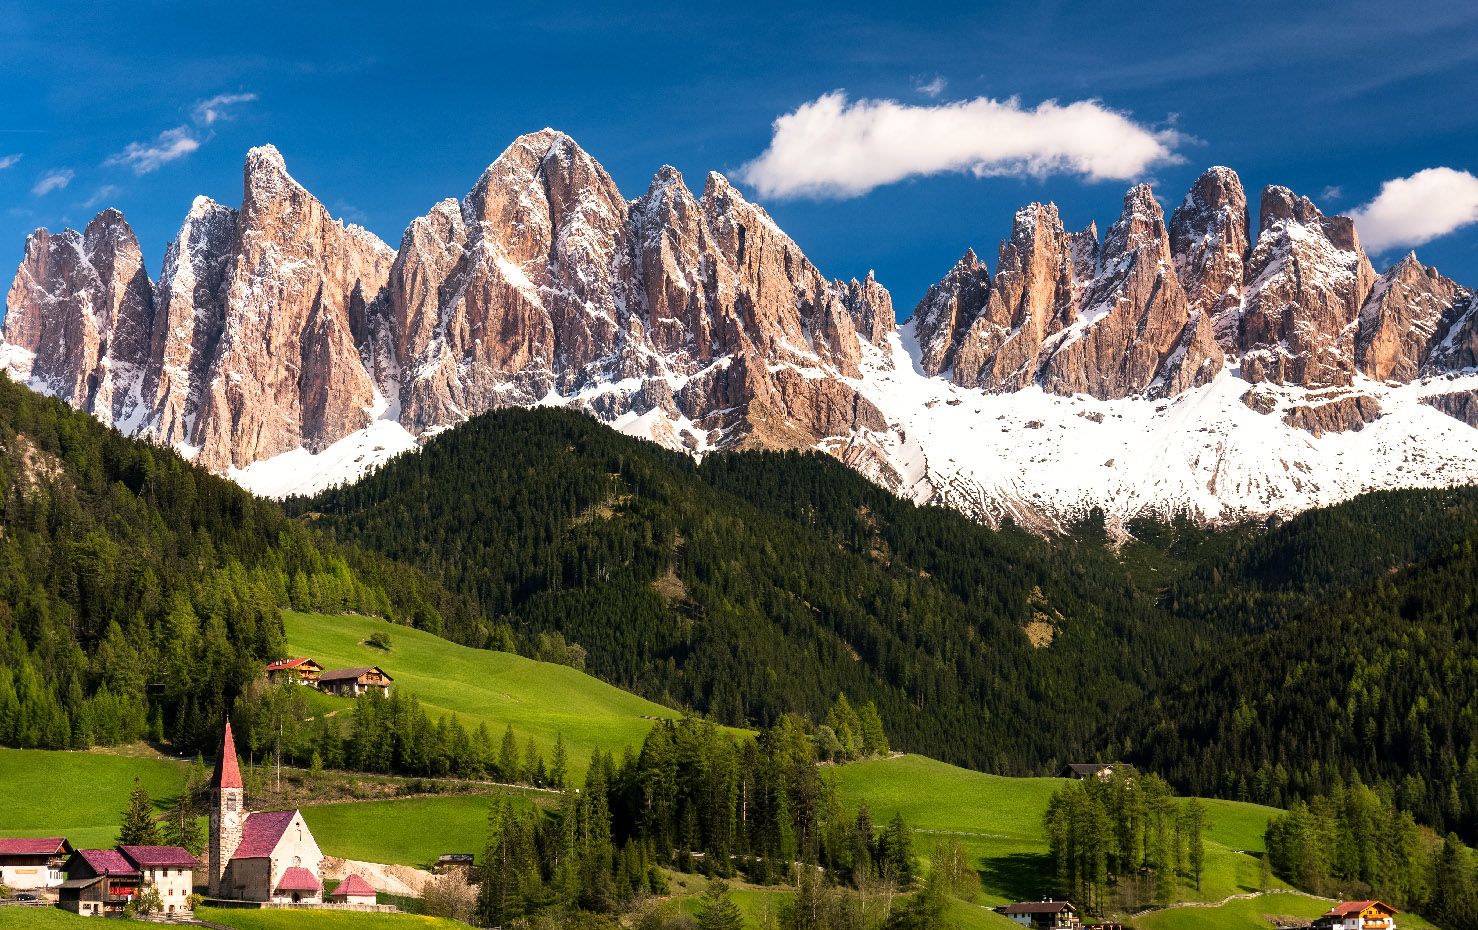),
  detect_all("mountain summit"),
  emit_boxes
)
[6,139,1478,527]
